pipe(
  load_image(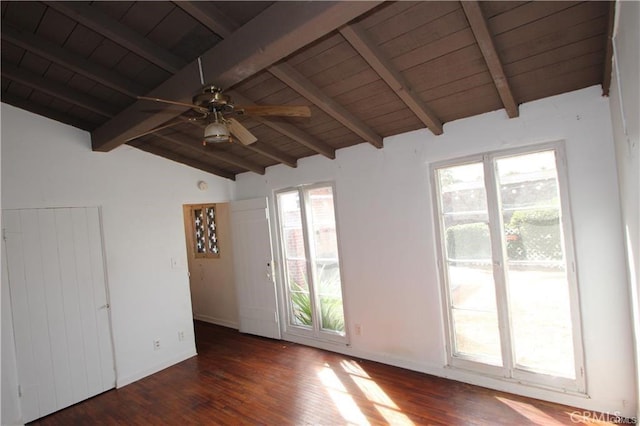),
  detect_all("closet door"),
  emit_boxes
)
[3,207,115,423]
